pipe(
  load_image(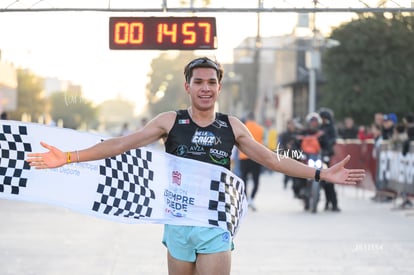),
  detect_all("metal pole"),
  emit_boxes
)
[308,0,317,114]
[250,0,262,115]
[308,63,316,113]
